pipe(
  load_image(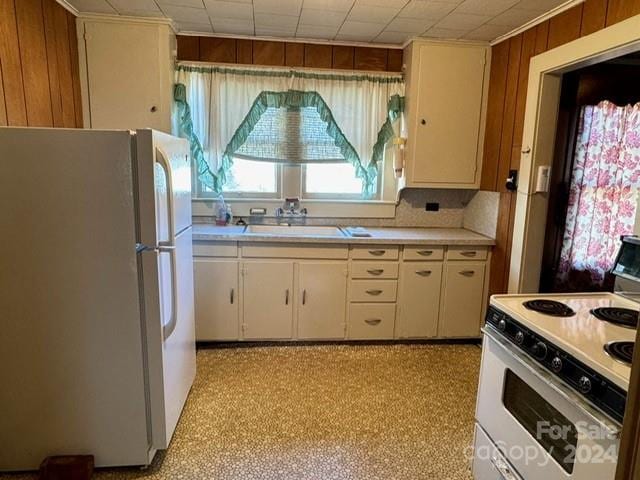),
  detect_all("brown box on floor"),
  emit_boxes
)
[39,456,94,480]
